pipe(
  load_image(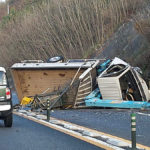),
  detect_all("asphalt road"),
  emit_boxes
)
[12,92,150,148]
[0,115,103,150]
[50,109,150,147]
